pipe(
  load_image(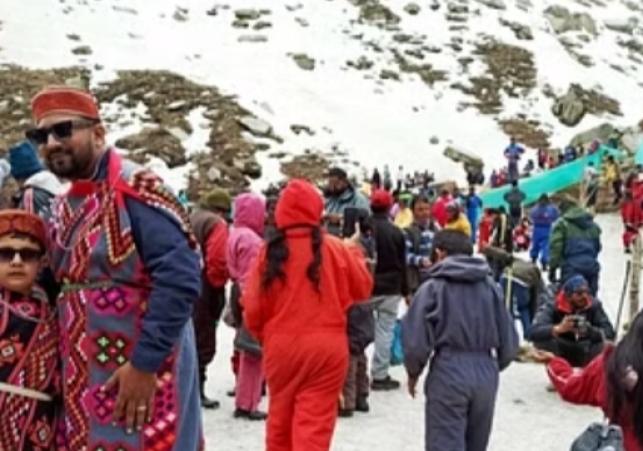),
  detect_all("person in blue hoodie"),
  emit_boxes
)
[549,200,602,296]
[504,137,524,183]
[529,194,559,271]
[465,185,483,243]
[401,230,518,451]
